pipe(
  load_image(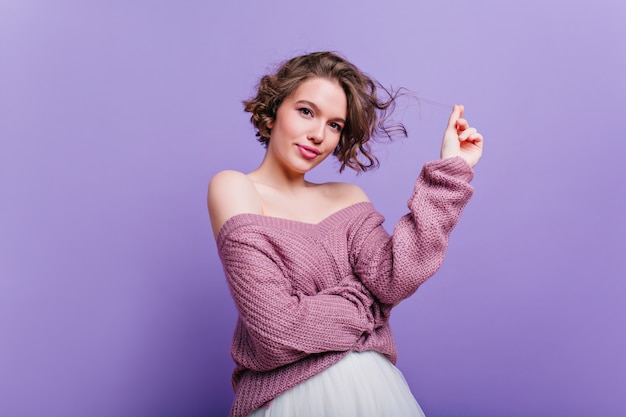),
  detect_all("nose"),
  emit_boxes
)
[308,121,325,144]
